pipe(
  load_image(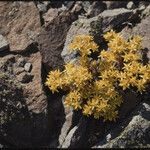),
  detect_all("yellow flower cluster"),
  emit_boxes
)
[46,30,150,121]
[68,35,99,56]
